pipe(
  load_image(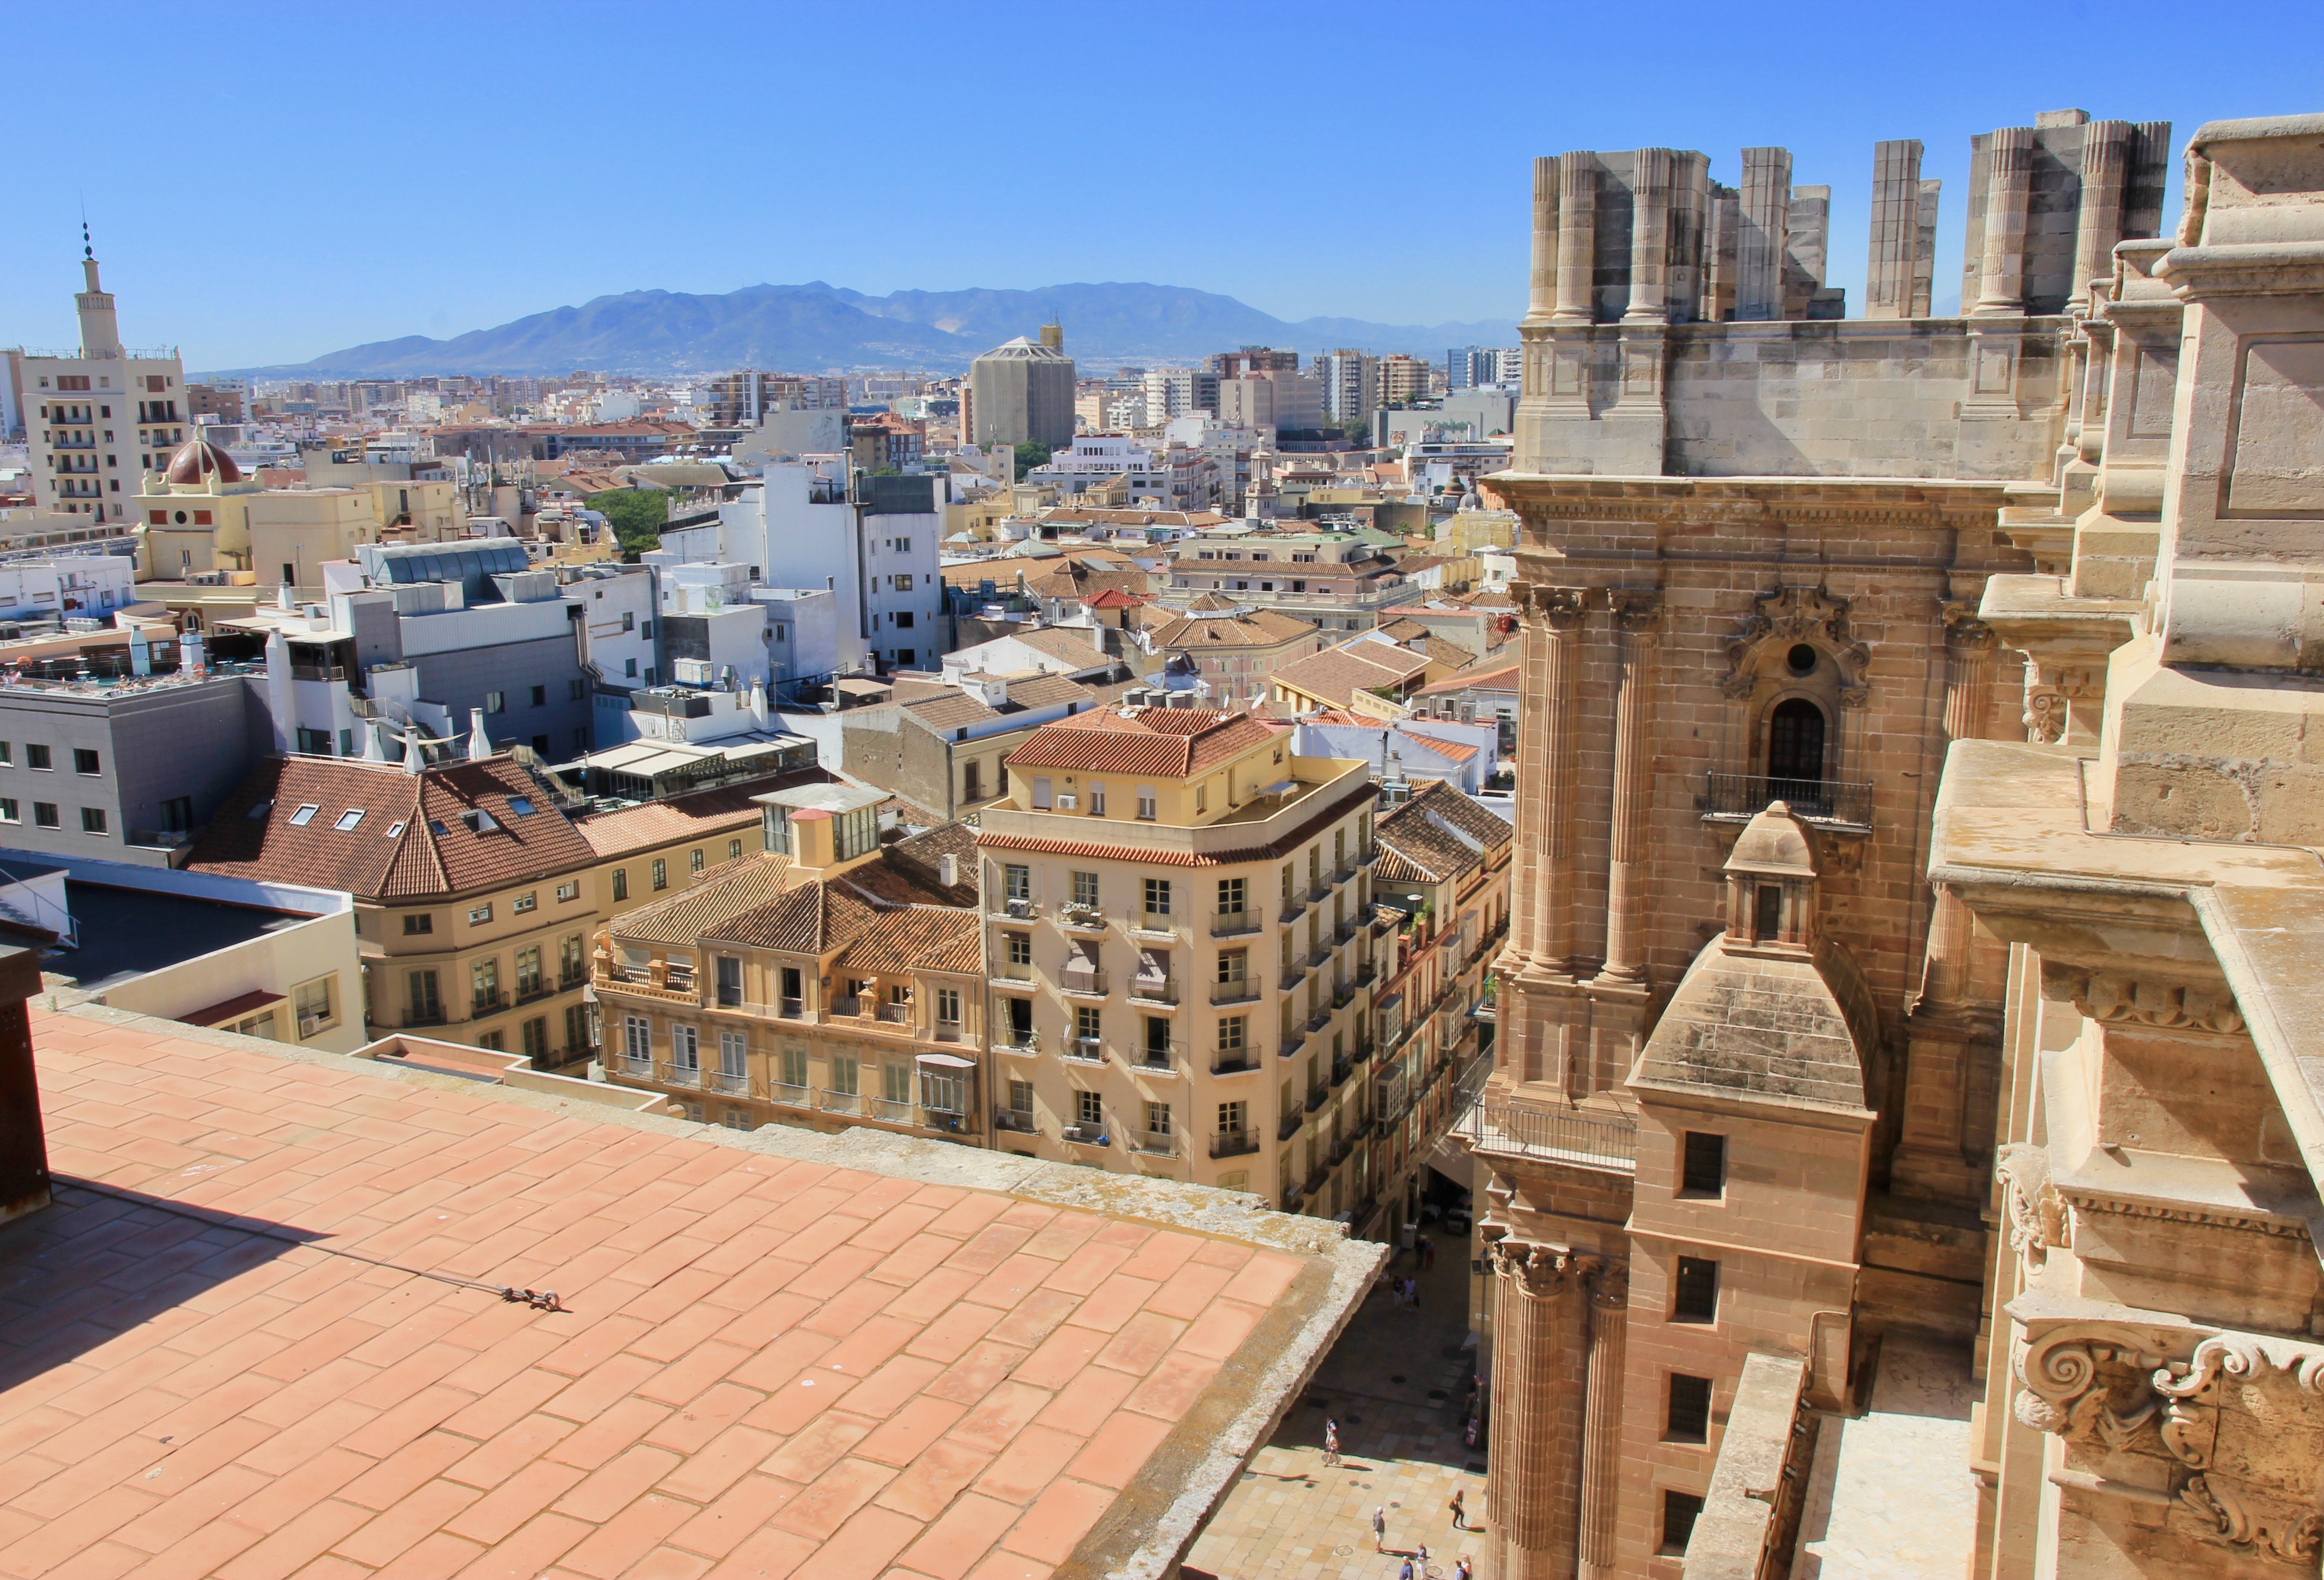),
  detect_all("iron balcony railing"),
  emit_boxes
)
[1210,908,1263,938]
[1212,1048,1260,1076]
[995,1108,1038,1134]
[1126,977,1178,1006]
[1701,772,1872,828]
[1060,969,1108,997]
[711,1071,749,1094]
[1210,978,1261,1007]
[1062,1121,1109,1147]
[769,1081,809,1108]
[1457,1101,1639,1174]
[1133,1131,1178,1157]
[1210,1126,1259,1158]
